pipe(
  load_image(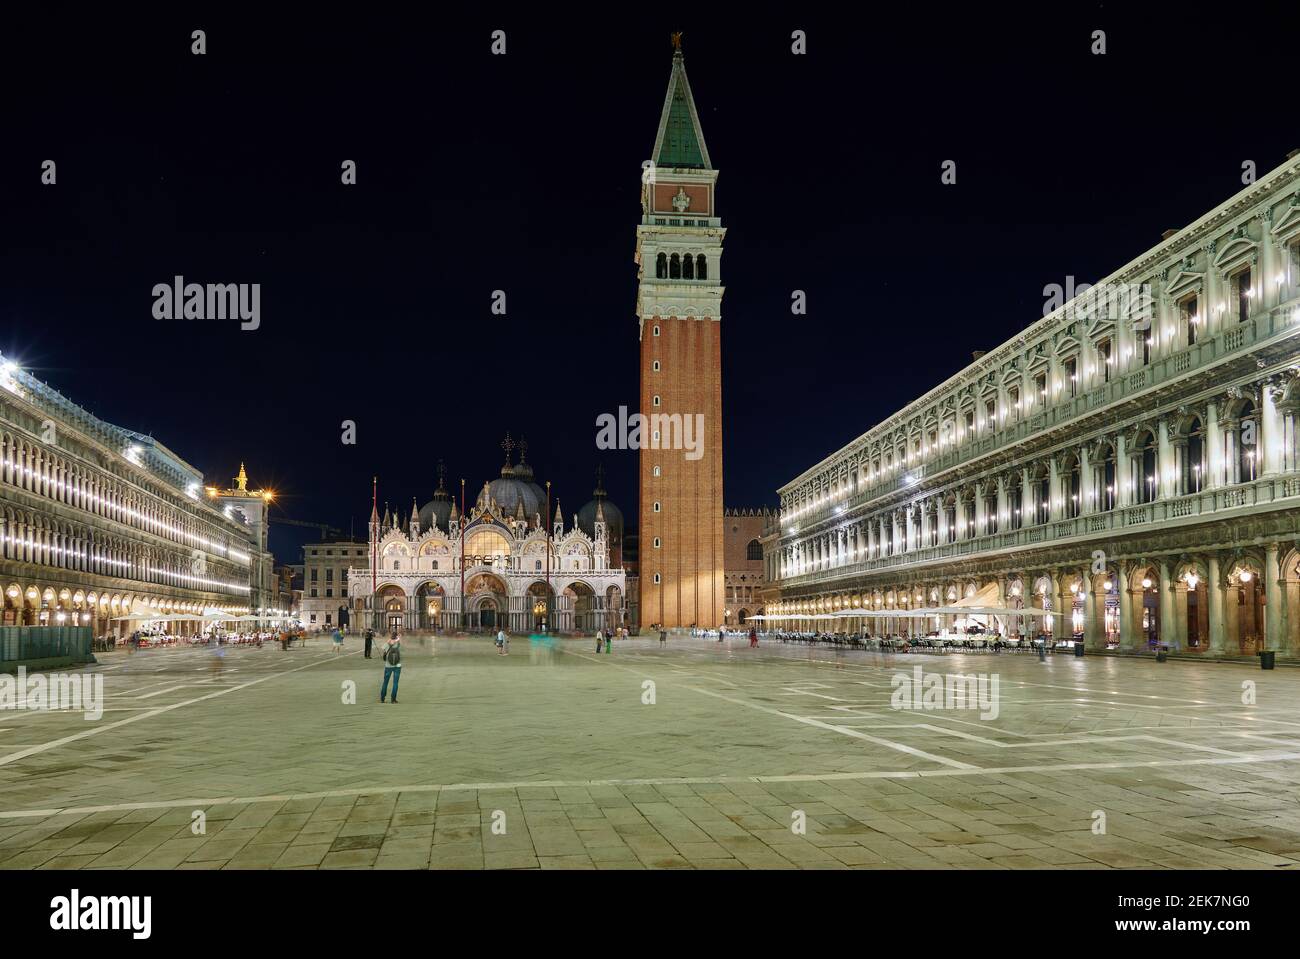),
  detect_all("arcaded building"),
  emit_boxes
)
[0,359,269,635]
[765,152,1300,656]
